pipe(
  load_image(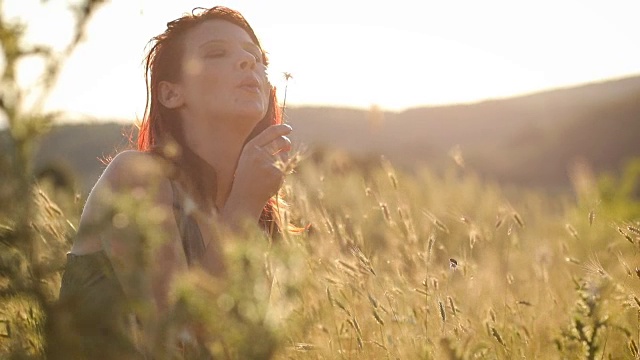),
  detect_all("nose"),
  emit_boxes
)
[238,51,257,71]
